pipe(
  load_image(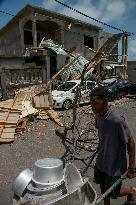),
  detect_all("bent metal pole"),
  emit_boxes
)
[95,172,128,205]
